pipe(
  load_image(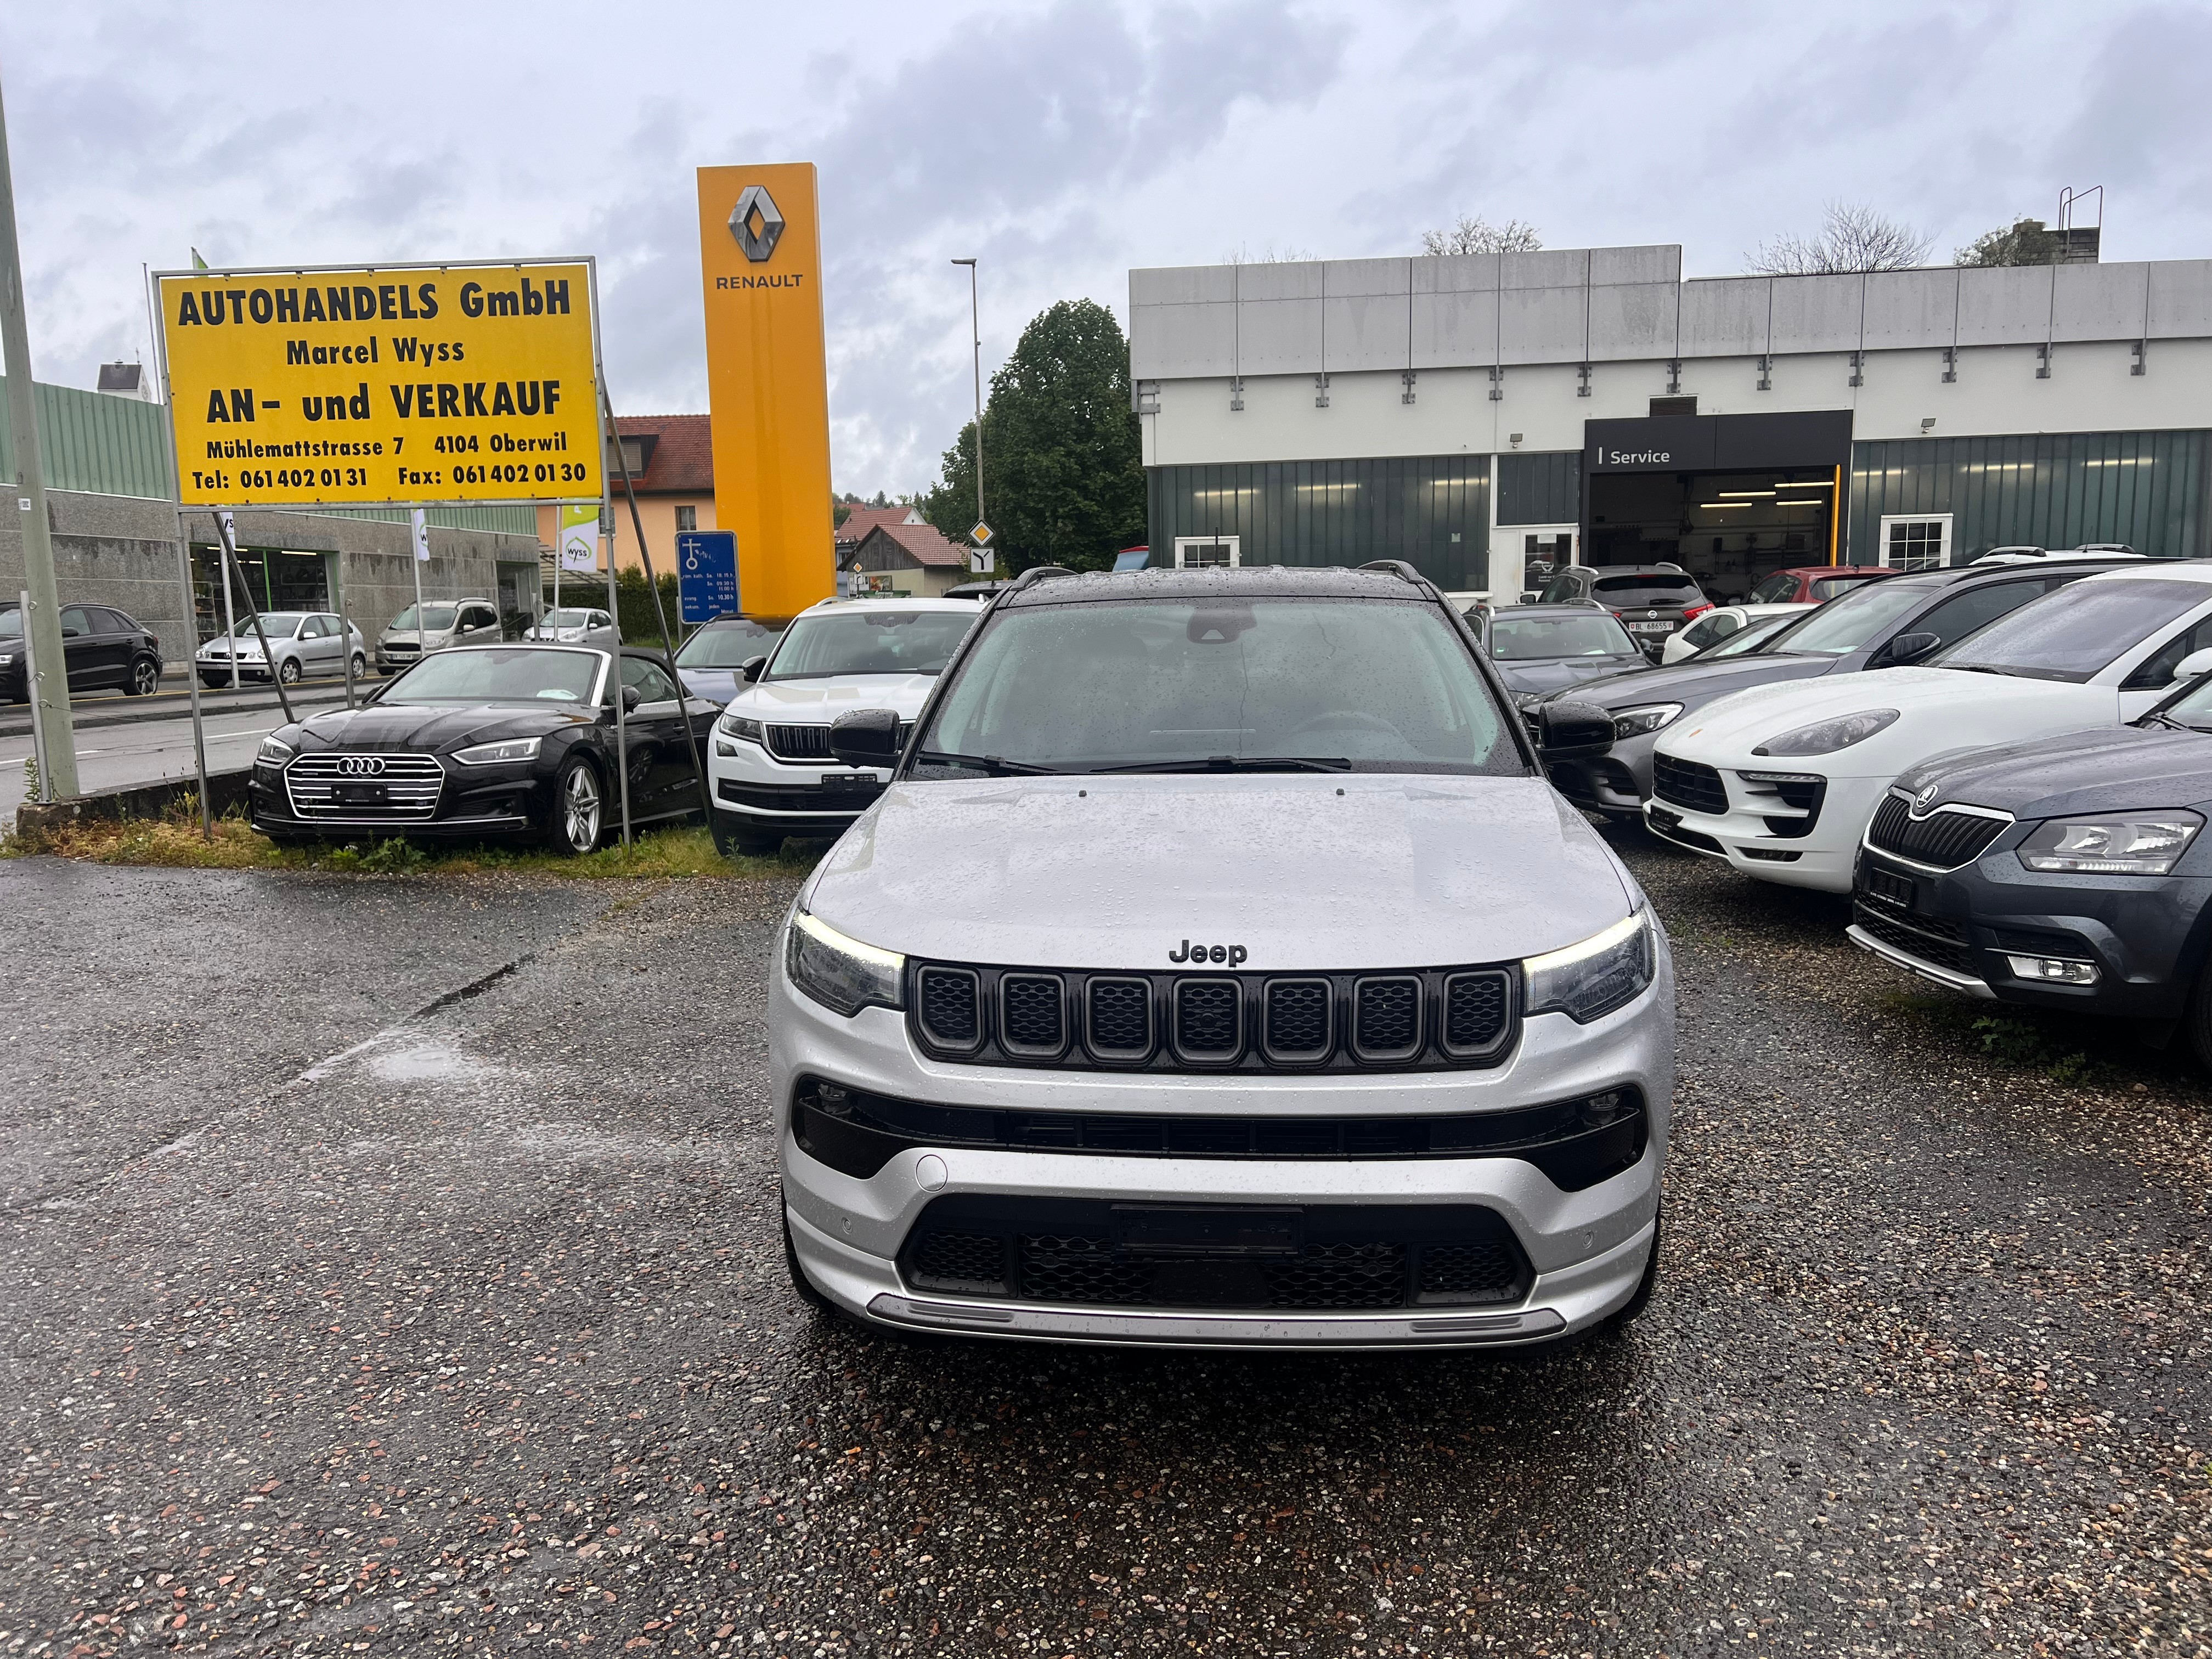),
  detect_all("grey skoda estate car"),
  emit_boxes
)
[770,562,1673,1350]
